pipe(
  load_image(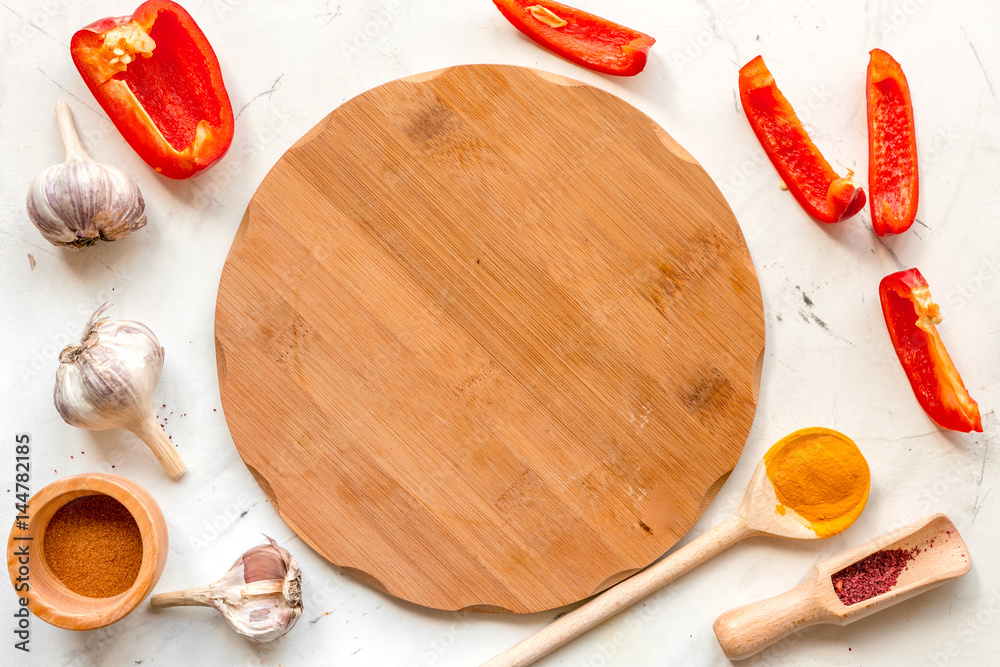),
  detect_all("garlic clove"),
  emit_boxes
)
[243,541,292,582]
[26,103,147,248]
[150,537,303,643]
[54,303,185,479]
